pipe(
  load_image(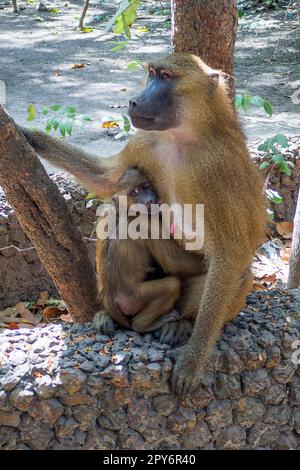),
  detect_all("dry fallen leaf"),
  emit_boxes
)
[60,313,73,323]
[276,221,293,239]
[54,69,61,77]
[8,322,19,329]
[280,247,291,263]
[43,305,67,322]
[33,371,43,378]
[101,120,120,129]
[259,273,277,283]
[71,63,86,69]
[15,302,37,324]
